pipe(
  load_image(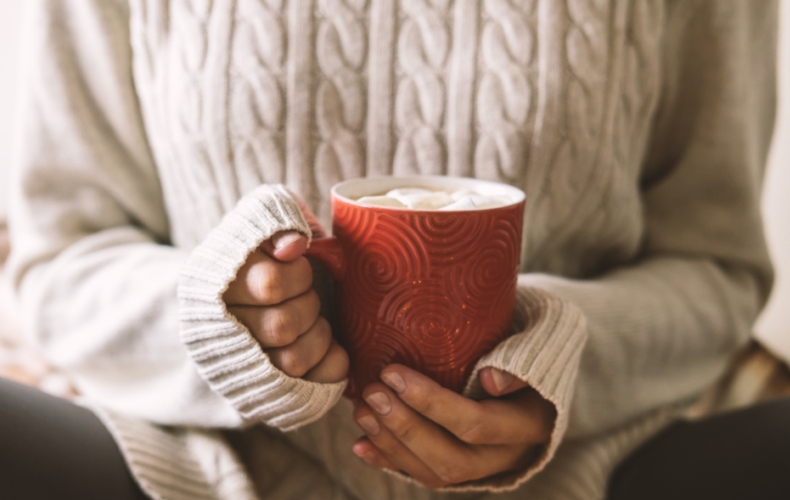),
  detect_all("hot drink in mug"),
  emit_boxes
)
[305,176,525,400]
